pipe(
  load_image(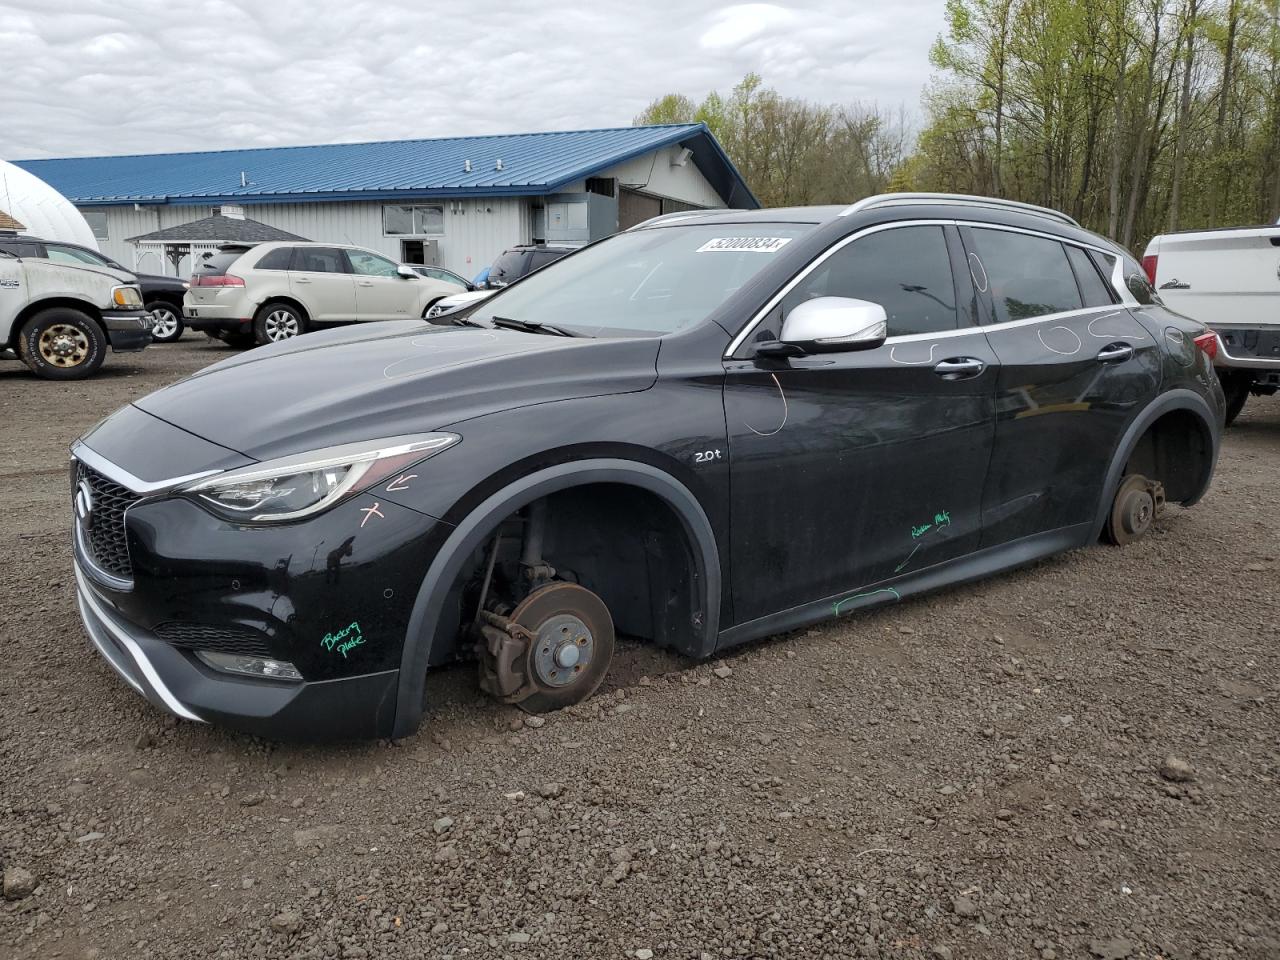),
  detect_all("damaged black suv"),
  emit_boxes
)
[70,195,1224,739]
